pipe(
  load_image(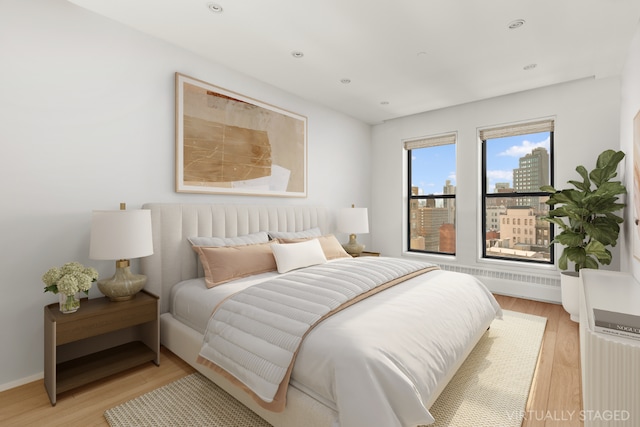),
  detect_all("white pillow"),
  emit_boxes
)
[188,231,269,247]
[267,227,322,240]
[271,239,327,273]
